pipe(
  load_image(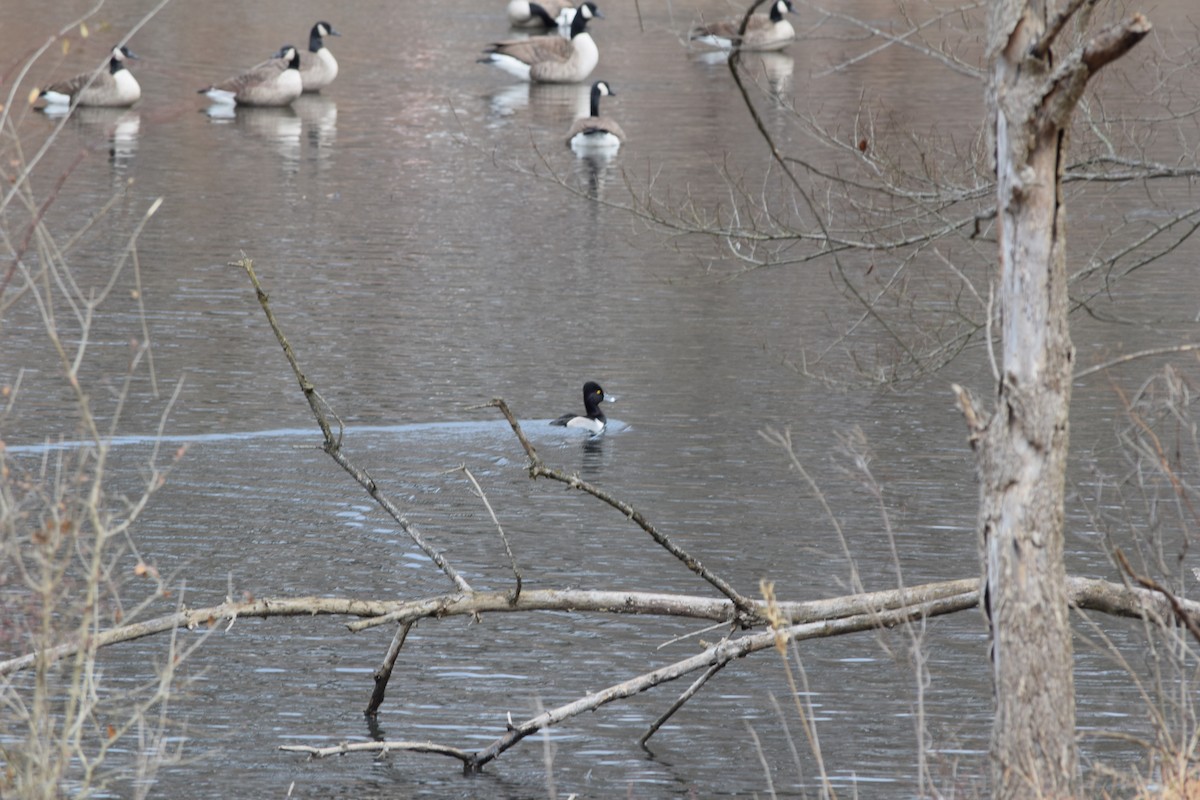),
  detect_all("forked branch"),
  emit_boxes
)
[1039,14,1152,131]
[280,574,1194,771]
[289,590,980,771]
